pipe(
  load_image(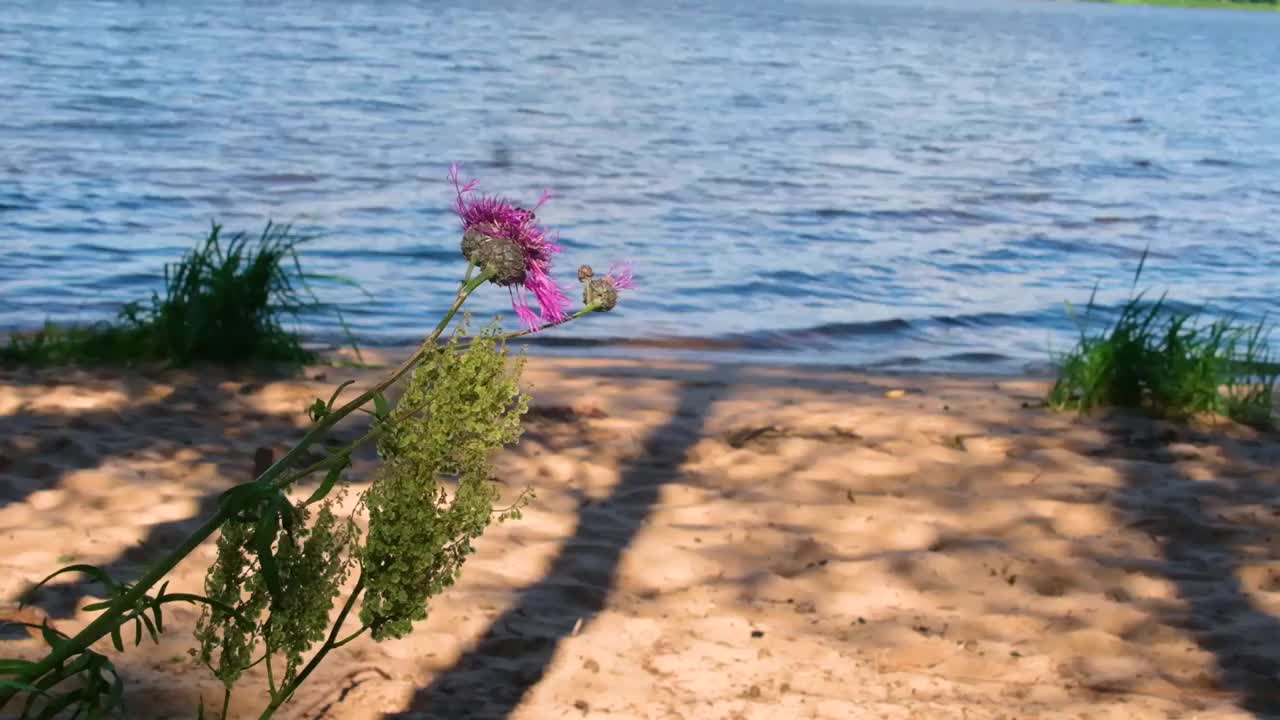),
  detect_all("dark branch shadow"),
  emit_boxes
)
[387,366,732,720]
[1105,418,1280,715]
[0,366,345,620]
[866,401,1280,716]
